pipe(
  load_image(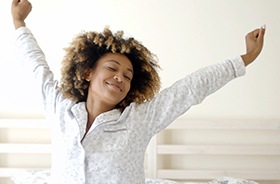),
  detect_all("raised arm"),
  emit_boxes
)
[138,26,266,136]
[11,0,32,29]
[241,25,266,66]
[11,0,64,116]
